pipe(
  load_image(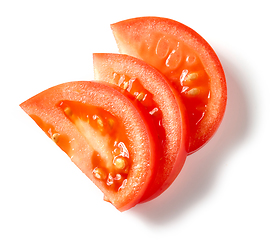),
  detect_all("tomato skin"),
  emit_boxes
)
[93,53,189,202]
[20,81,158,211]
[111,17,227,154]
